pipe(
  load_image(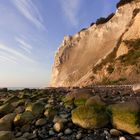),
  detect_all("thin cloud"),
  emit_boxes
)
[11,0,45,30]
[0,44,35,63]
[0,51,17,61]
[15,37,32,54]
[59,0,81,26]
[0,56,17,64]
